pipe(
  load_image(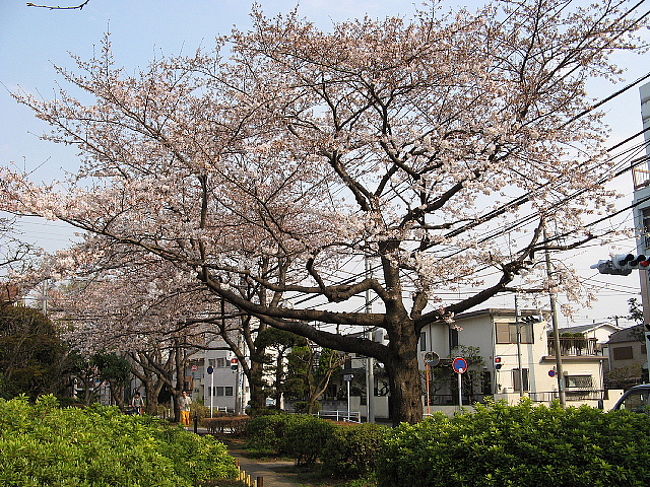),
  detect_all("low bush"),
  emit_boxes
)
[245,413,336,465]
[0,395,238,487]
[202,415,249,436]
[378,399,650,487]
[322,423,388,478]
[245,413,294,455]
[283,414,335,465]
[190,401,211,421]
